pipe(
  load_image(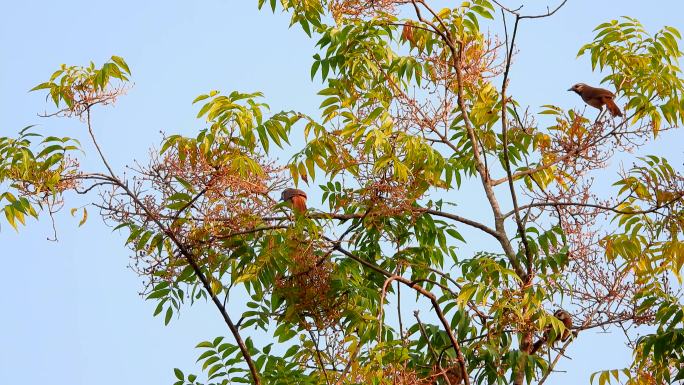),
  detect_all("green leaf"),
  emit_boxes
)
[164,307,173,325]
[173,368,184,381]
[110,55,131,75]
